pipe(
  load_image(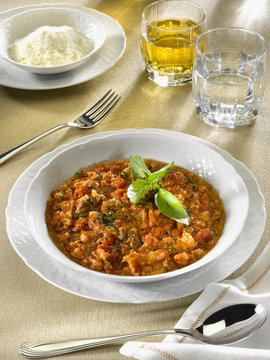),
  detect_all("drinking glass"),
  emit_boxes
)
[141,0,206,87]
[192,27,266,128]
